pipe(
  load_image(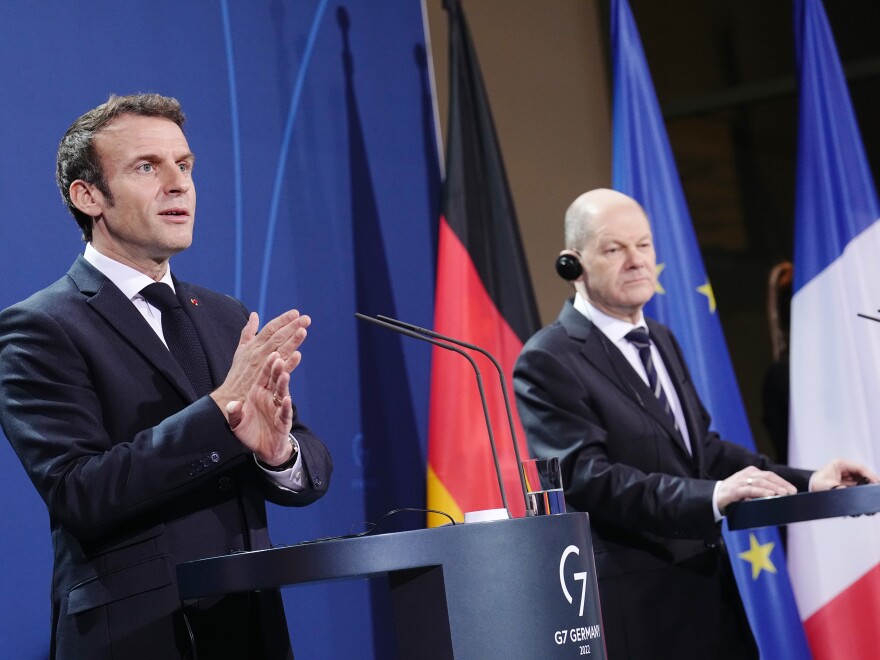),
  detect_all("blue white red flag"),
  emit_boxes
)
[789,1,880,658]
